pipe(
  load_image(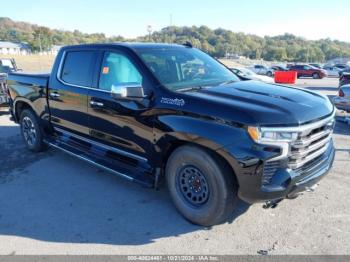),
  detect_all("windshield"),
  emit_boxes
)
[0,59,14,69]
[135,47,239,91]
